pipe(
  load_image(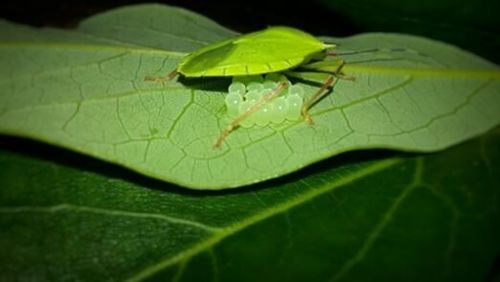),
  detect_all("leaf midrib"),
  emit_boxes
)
[0,203,220,232]
[0,158,401,280]
[346,65,500,77]
[125,158,401,281]
[2,42,499,79]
